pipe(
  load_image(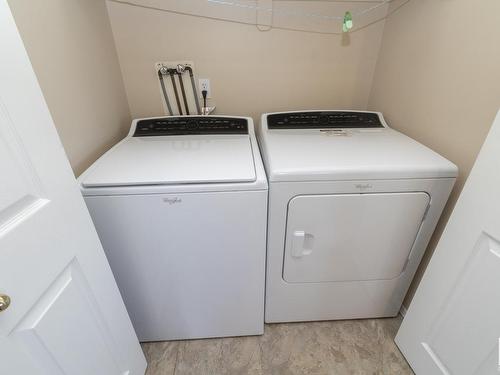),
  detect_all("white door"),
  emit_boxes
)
[283,192,430,283]
[395,109,500,374]
[0,2,146,374]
